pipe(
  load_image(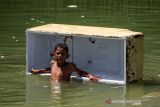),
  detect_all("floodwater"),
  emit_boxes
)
[0,0,160,107]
